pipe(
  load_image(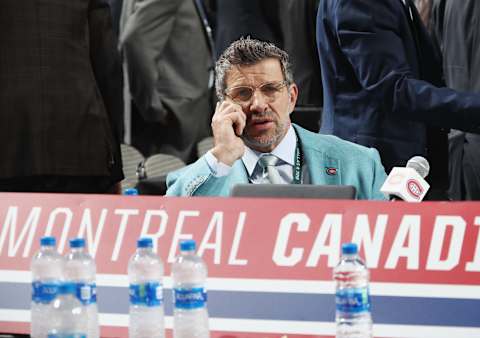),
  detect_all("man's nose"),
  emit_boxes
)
[248,89,268,113]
